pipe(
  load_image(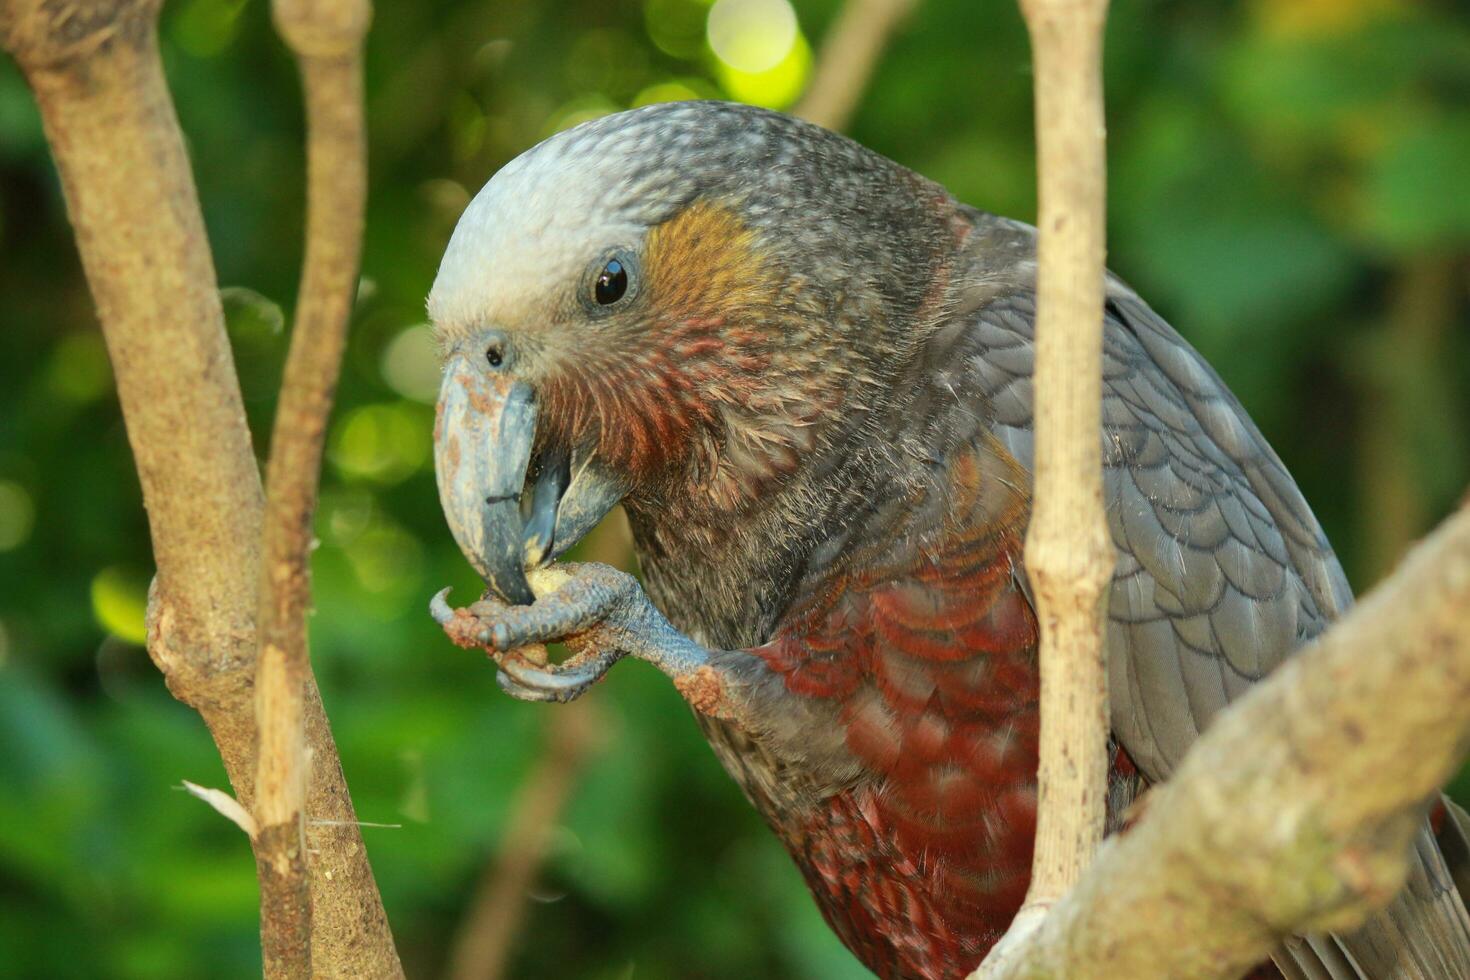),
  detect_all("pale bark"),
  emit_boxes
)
[971,0,1470,976]
[0,1,399,976]
[986,0,1114,966]
[794,0,919,132]
[254,1,375,976]
[977,501,1470,979]
[0,0,266,803]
